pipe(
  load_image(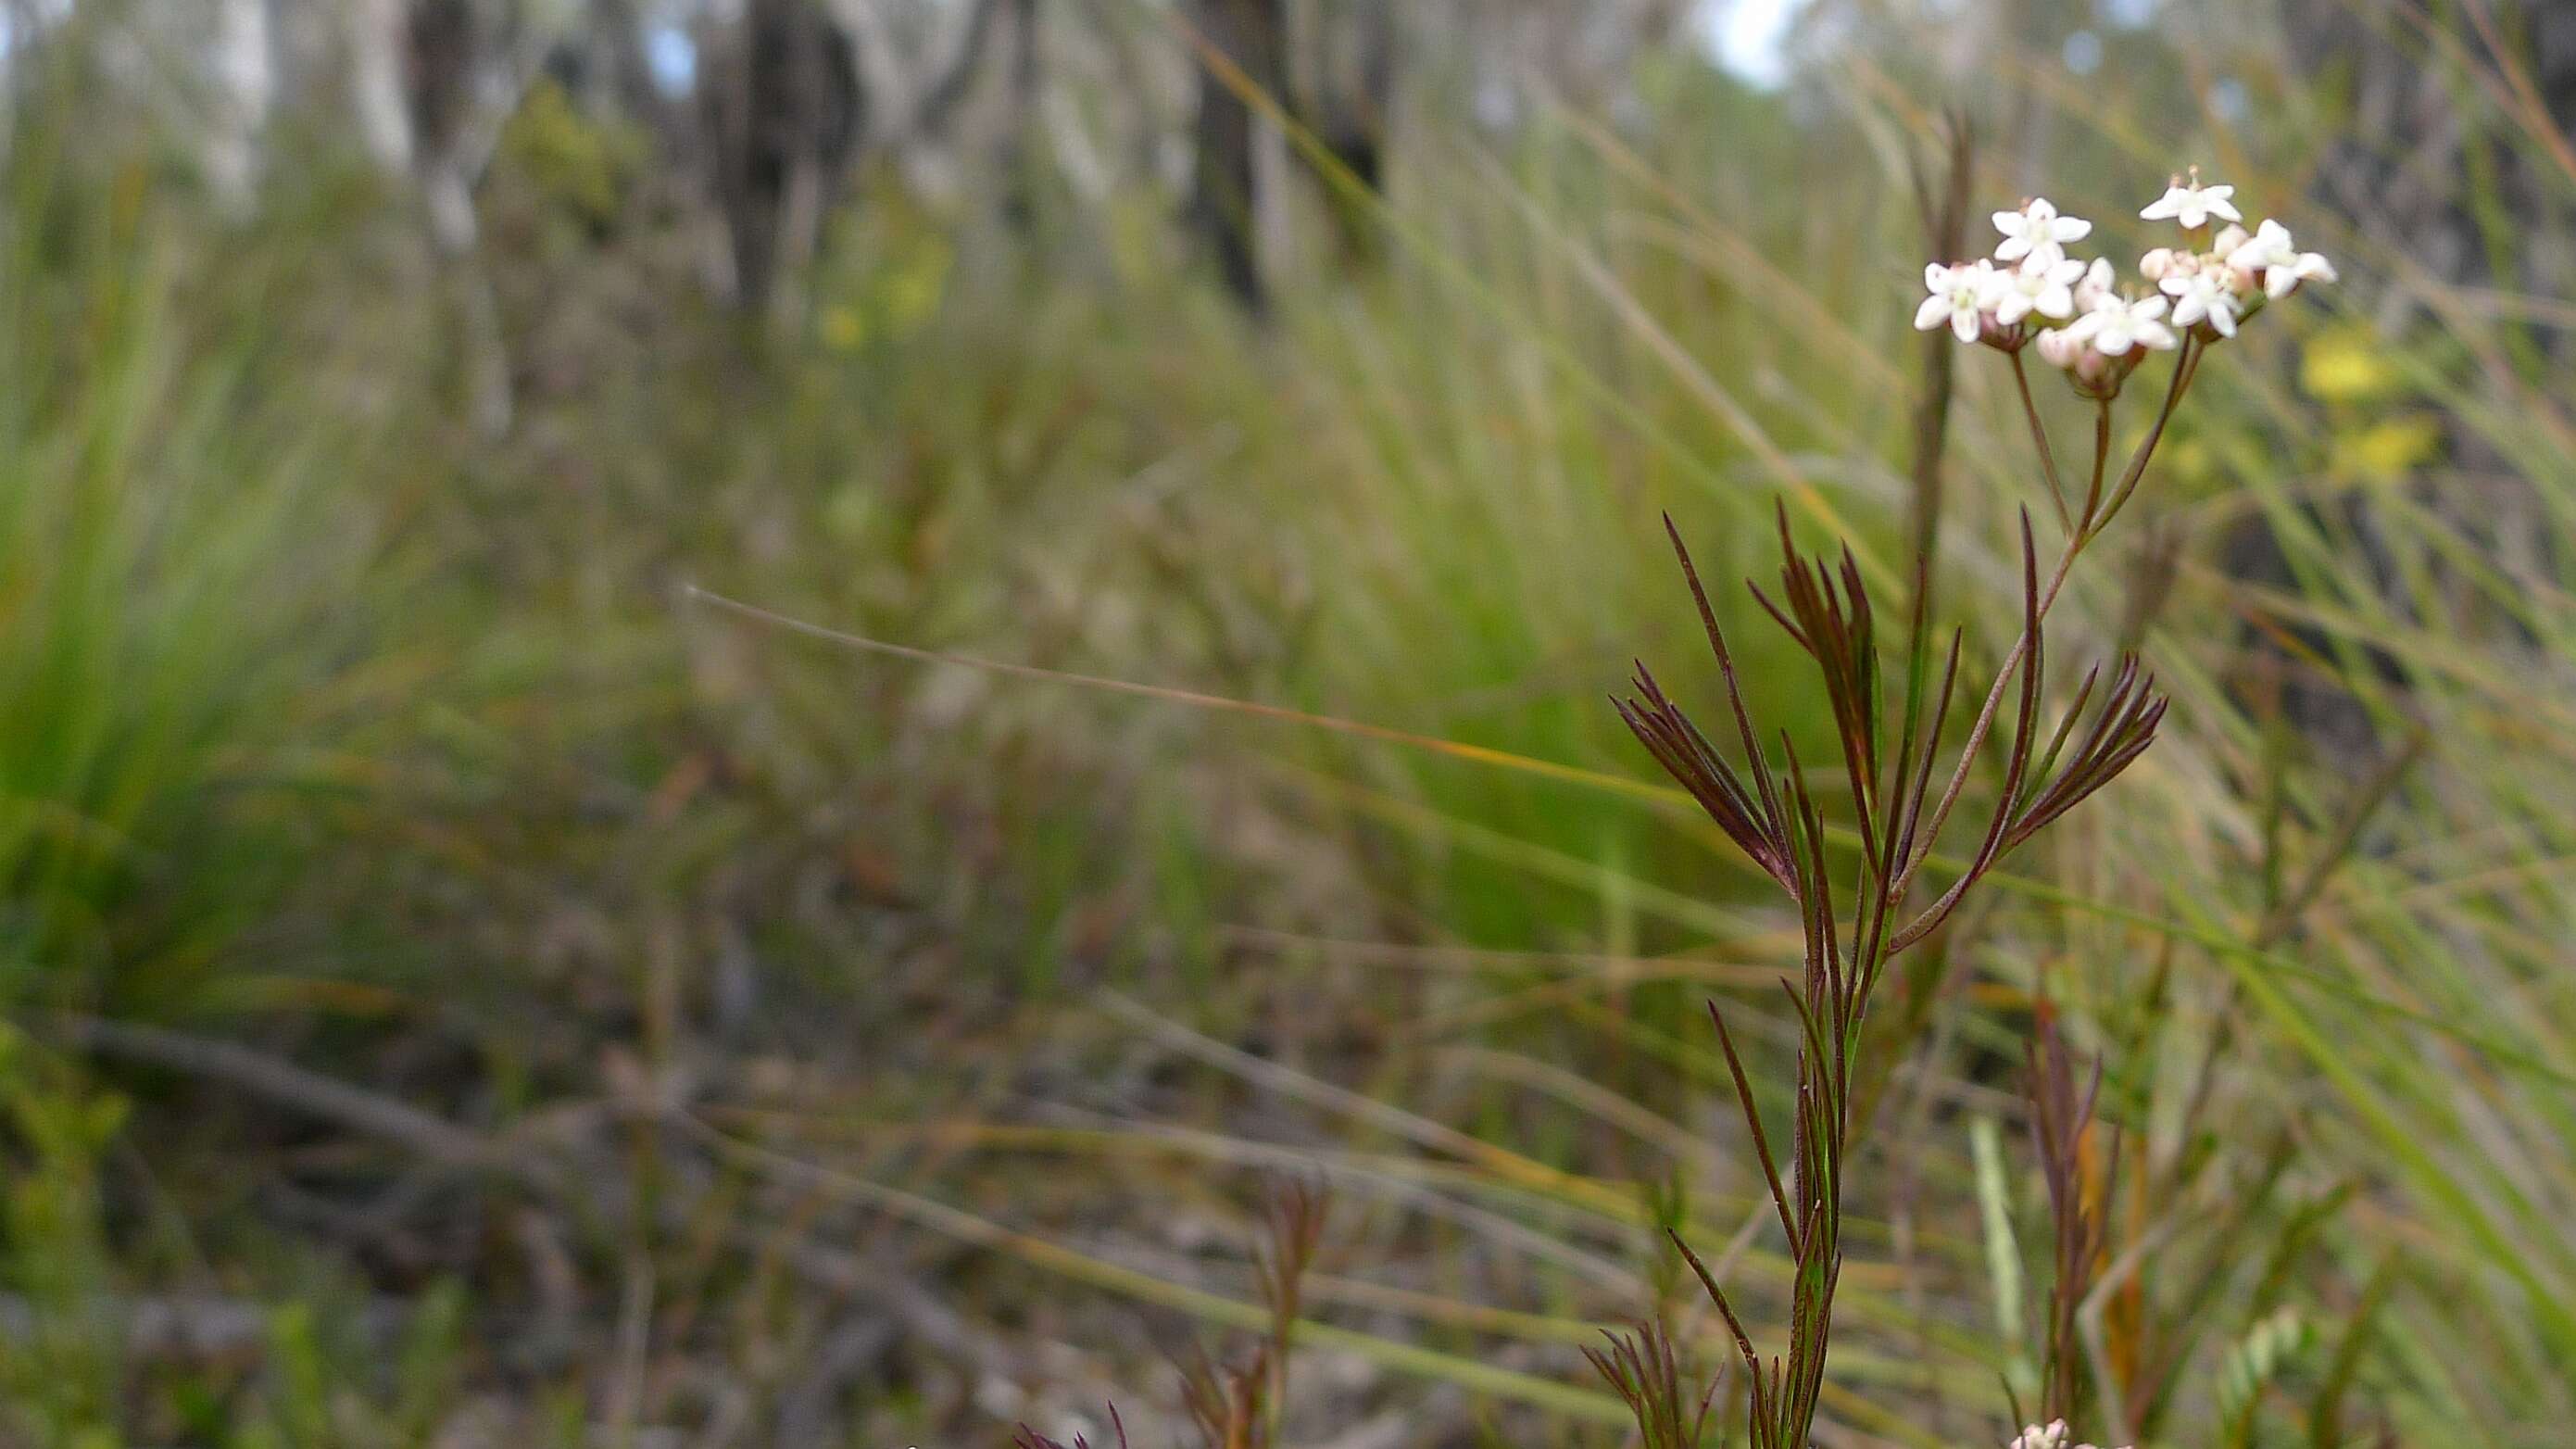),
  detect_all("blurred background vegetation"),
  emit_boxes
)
[1,0,2572,1444]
